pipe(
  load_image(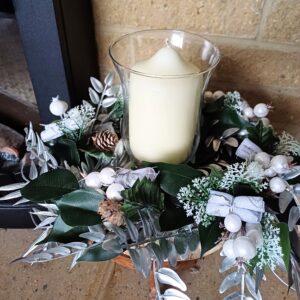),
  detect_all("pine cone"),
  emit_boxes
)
[92,130,119,152]
[98,199,125,226]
